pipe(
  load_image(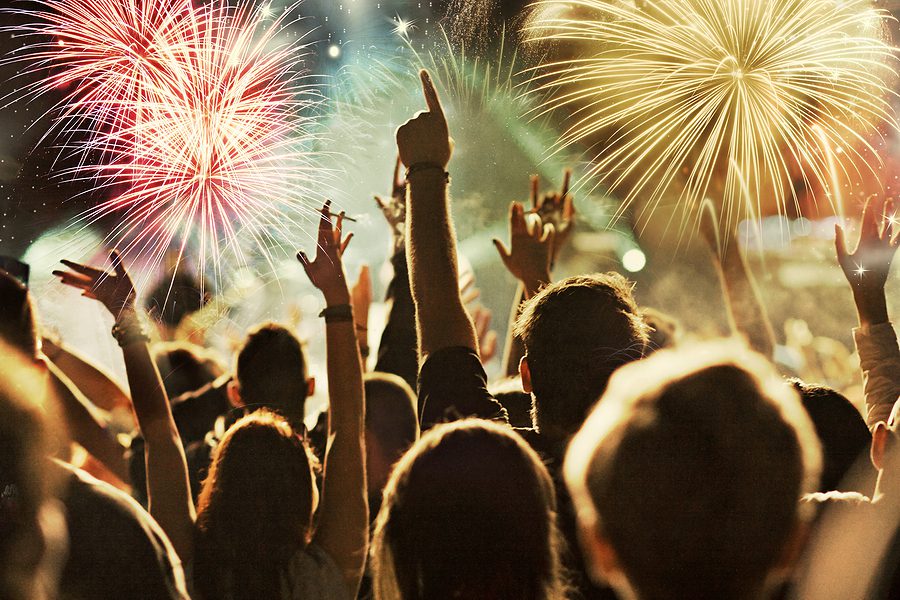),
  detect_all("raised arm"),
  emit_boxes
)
[54,251,195,560]
[397,70,477,360]
[373,157,419,388]
[699,199,777,359]
[835,197,900,428]
[42,336,132,413]
[497,172,573,376]
[43,359,131,483]
[298,203,368,595]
